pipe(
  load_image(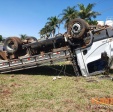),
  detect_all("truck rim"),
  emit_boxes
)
[71,23,82,34]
